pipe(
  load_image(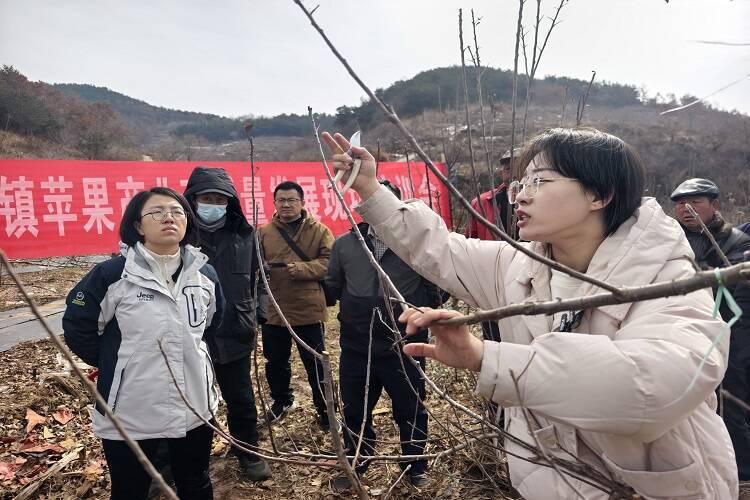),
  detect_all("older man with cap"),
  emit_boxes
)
[183,166,272,481]
[672,177,750,485]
